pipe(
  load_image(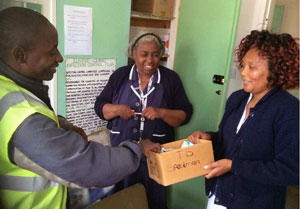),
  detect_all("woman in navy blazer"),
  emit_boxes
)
[95,33,192,209]
[189,30,299,209]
